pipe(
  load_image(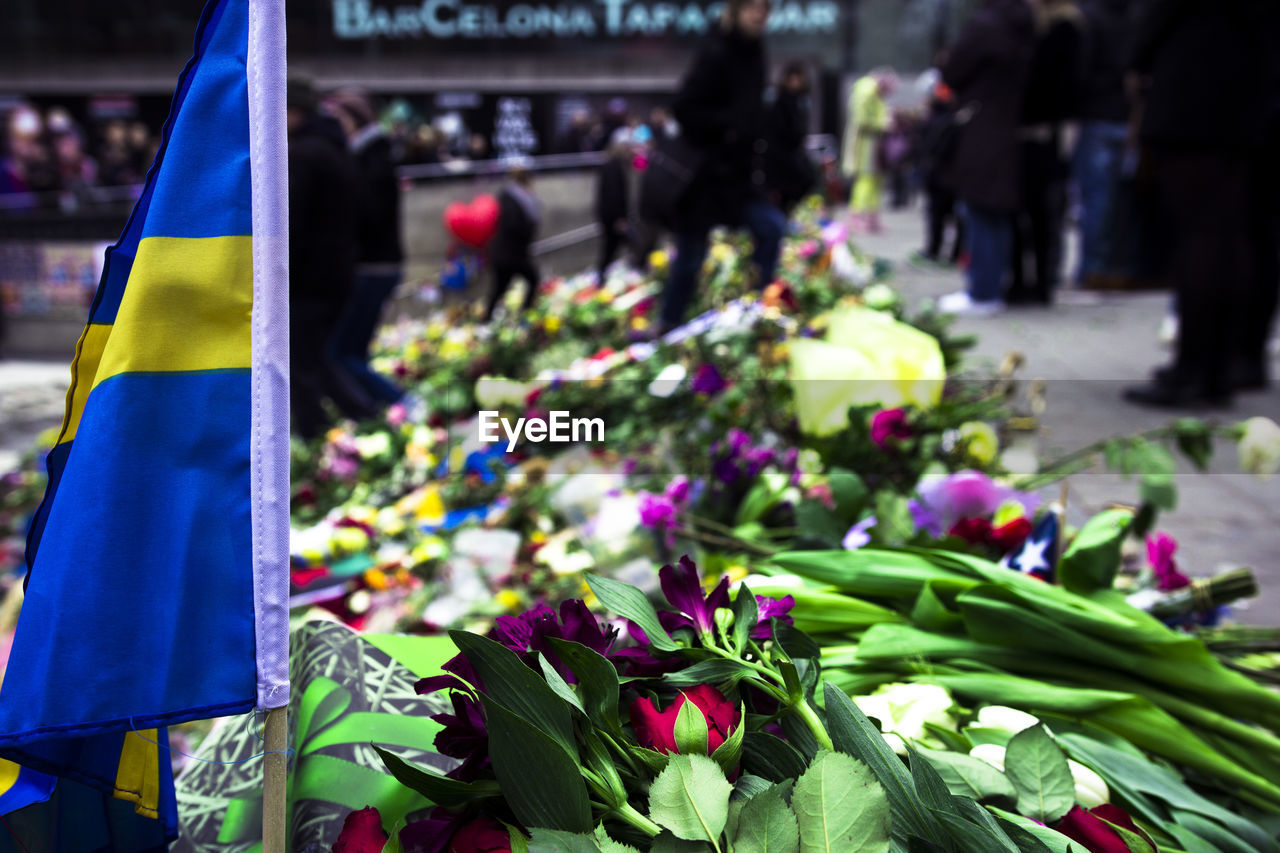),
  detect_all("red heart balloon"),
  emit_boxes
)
[444,194,500,249]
